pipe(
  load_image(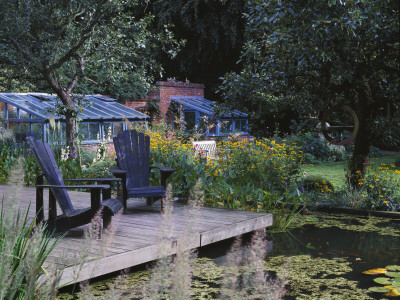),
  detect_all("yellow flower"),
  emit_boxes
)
[383,200,388,204]
[360,194,365,197]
